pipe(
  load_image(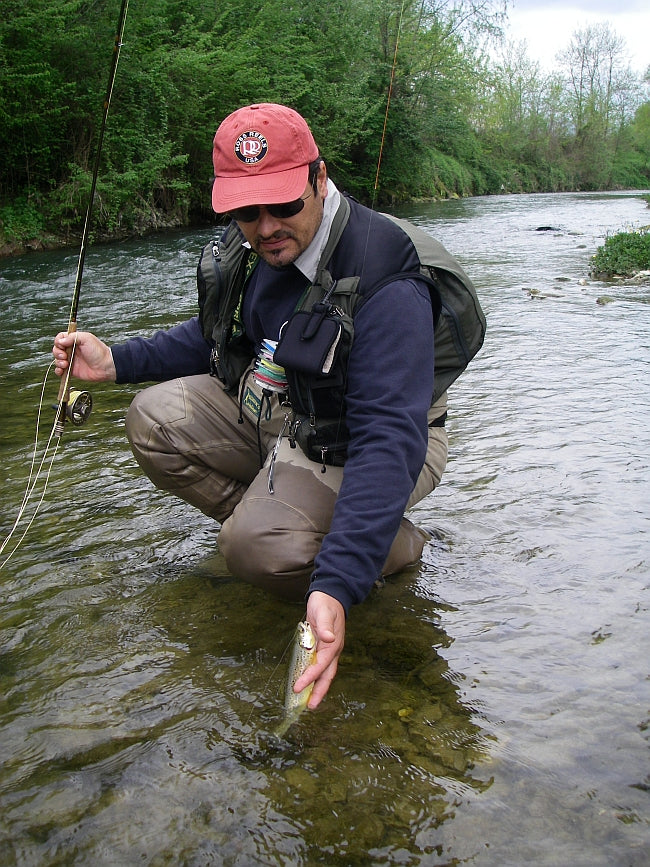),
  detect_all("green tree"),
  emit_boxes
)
[2,0,647,252]
[558,22,642,188]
